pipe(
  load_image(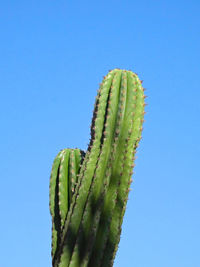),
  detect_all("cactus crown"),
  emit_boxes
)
[49,69,145,267]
